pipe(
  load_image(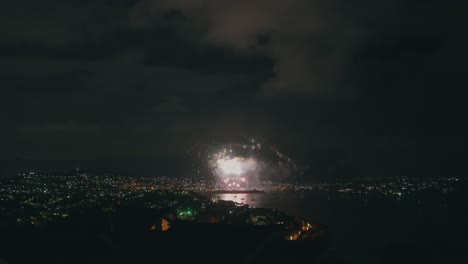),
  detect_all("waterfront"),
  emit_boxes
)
[213,190,467,264]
